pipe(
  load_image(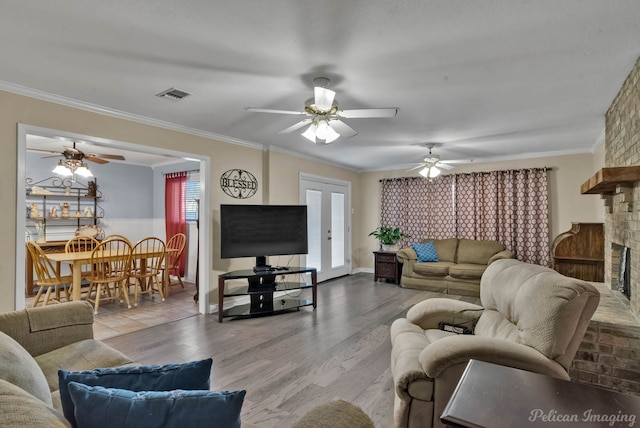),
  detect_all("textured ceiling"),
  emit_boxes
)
[4,1,640,170]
